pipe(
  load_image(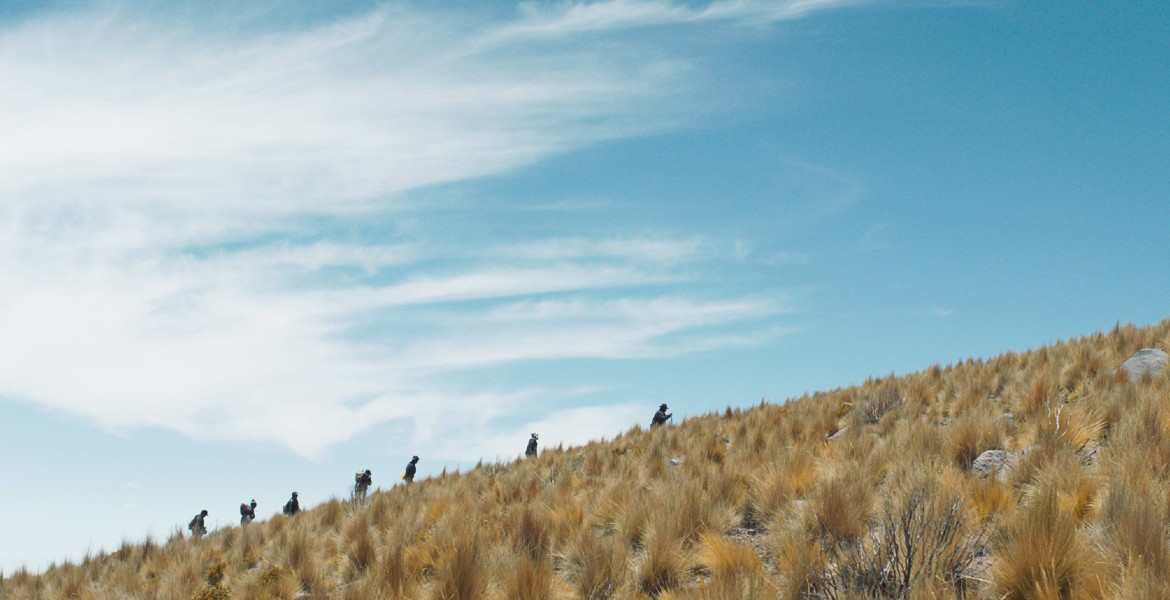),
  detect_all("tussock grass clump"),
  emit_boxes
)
[566,530,628,600]
[637,530,688,597]
[435,527,486,600]
[993,485,1110,599]
[811,474,872,542]
[694,531,763,580]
